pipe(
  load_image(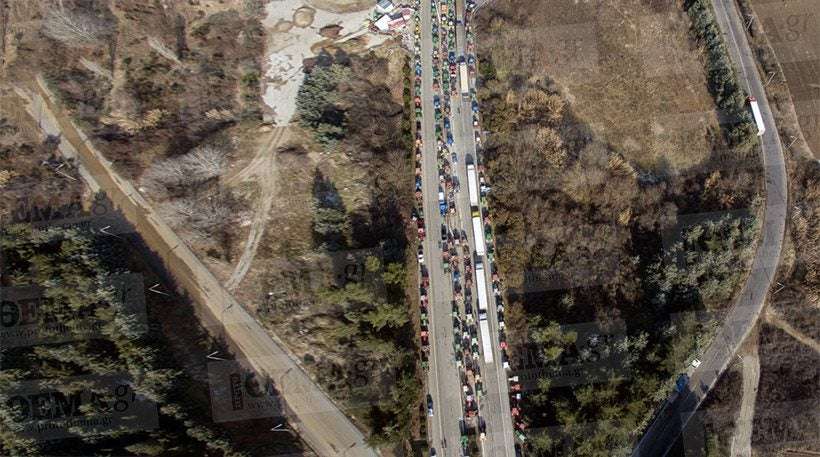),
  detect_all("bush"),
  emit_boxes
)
[295,64,353,145]
[686,0,758,153]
